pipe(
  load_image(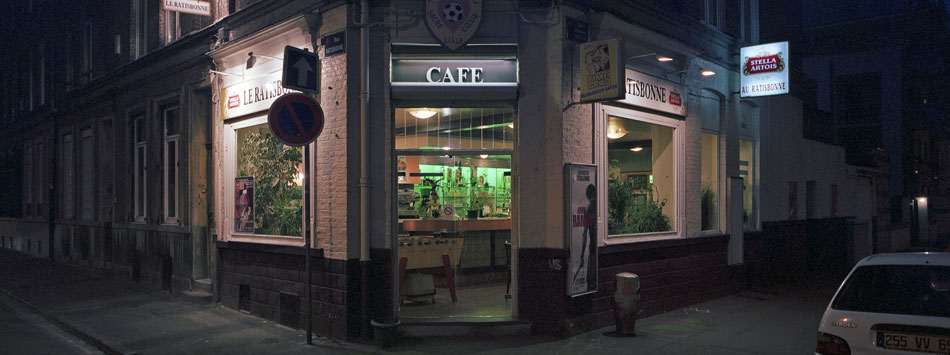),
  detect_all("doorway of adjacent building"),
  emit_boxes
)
[394,106,515,320]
